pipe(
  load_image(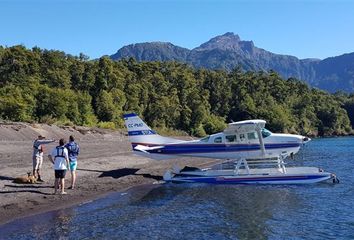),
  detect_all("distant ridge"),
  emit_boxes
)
[115,42,189,62]
[110,32,354,92]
